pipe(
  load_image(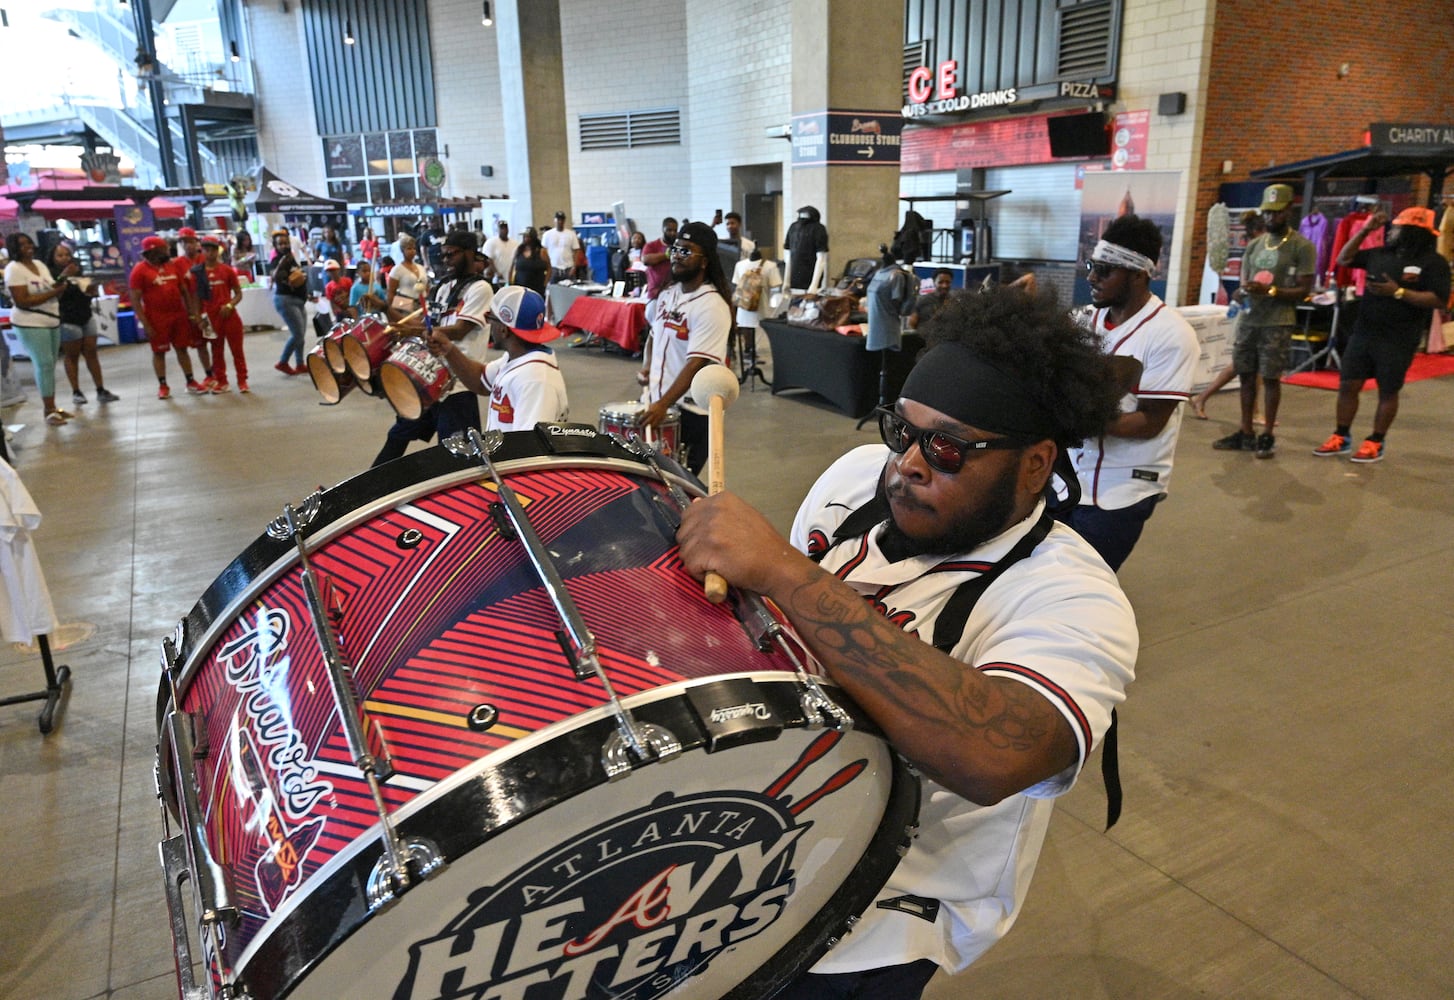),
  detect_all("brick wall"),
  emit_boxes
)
[430,0,509,203]
[1187,0,1454,304]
